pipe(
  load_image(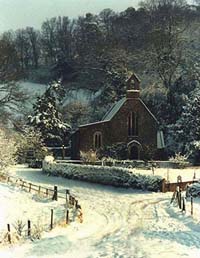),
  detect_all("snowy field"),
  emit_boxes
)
[0,165,200,258]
